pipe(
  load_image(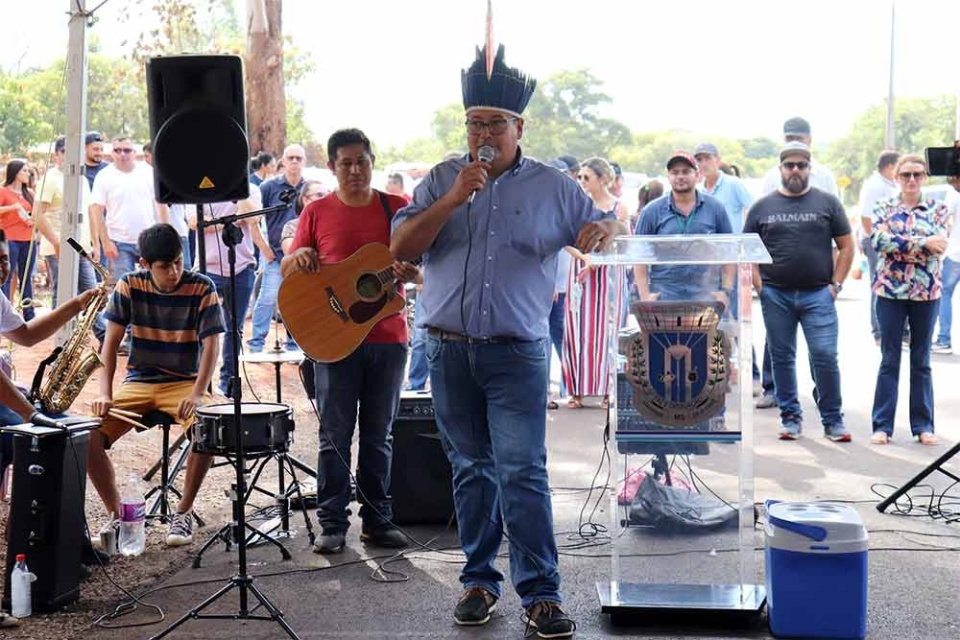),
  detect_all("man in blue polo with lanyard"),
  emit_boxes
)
[633,151,735,302]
